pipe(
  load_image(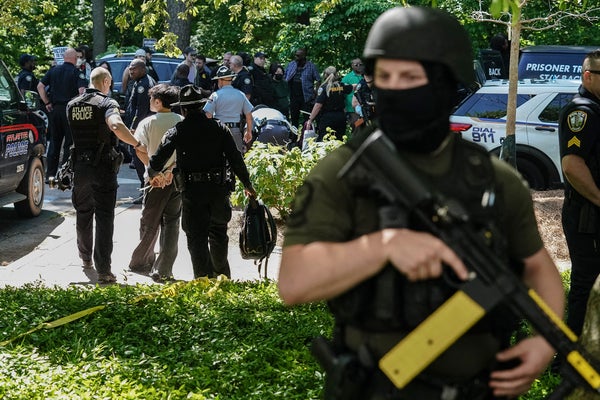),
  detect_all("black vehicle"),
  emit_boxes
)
[0,59,47,217]
[98,52,184,92]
